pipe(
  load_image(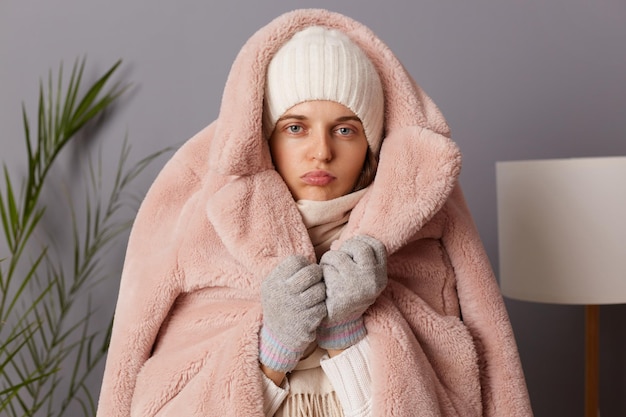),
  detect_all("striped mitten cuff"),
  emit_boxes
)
[259,325,306,373]
[316,316,366,350]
